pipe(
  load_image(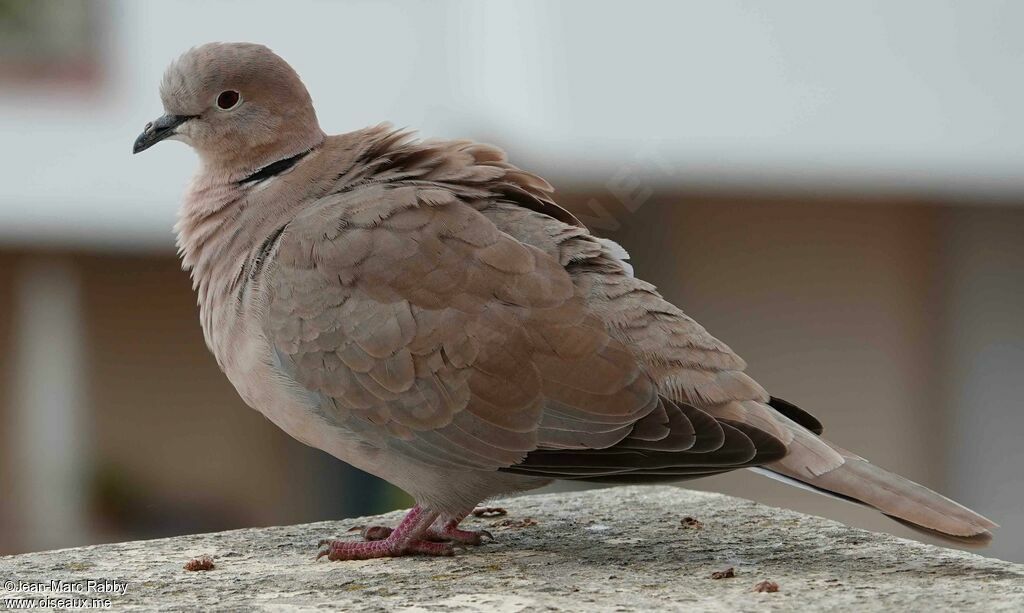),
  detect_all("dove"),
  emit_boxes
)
[133,42,996,561]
